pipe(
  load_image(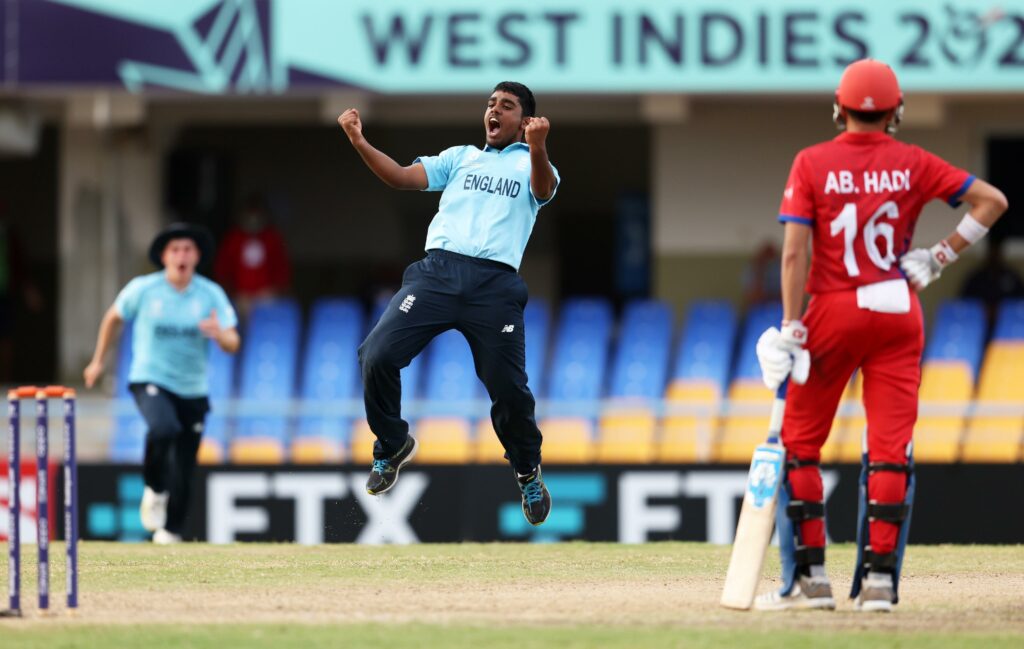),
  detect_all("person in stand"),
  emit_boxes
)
[84,223,240,543]
[214,195,292,321]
